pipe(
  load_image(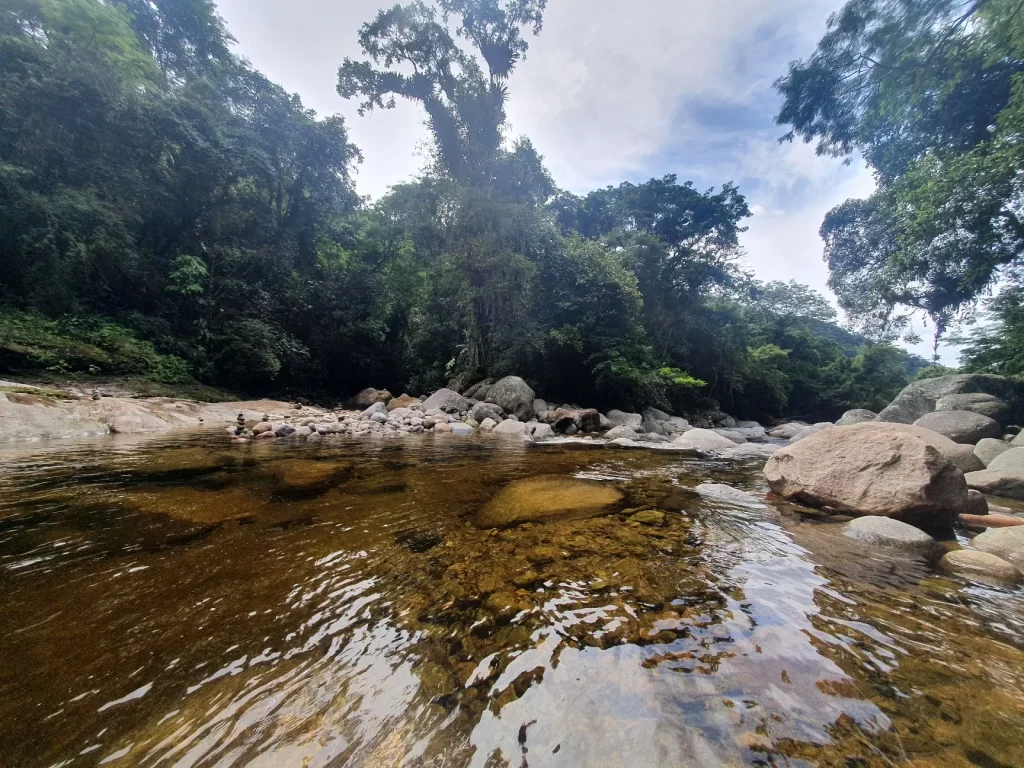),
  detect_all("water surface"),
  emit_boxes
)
[1,434,1022,767]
